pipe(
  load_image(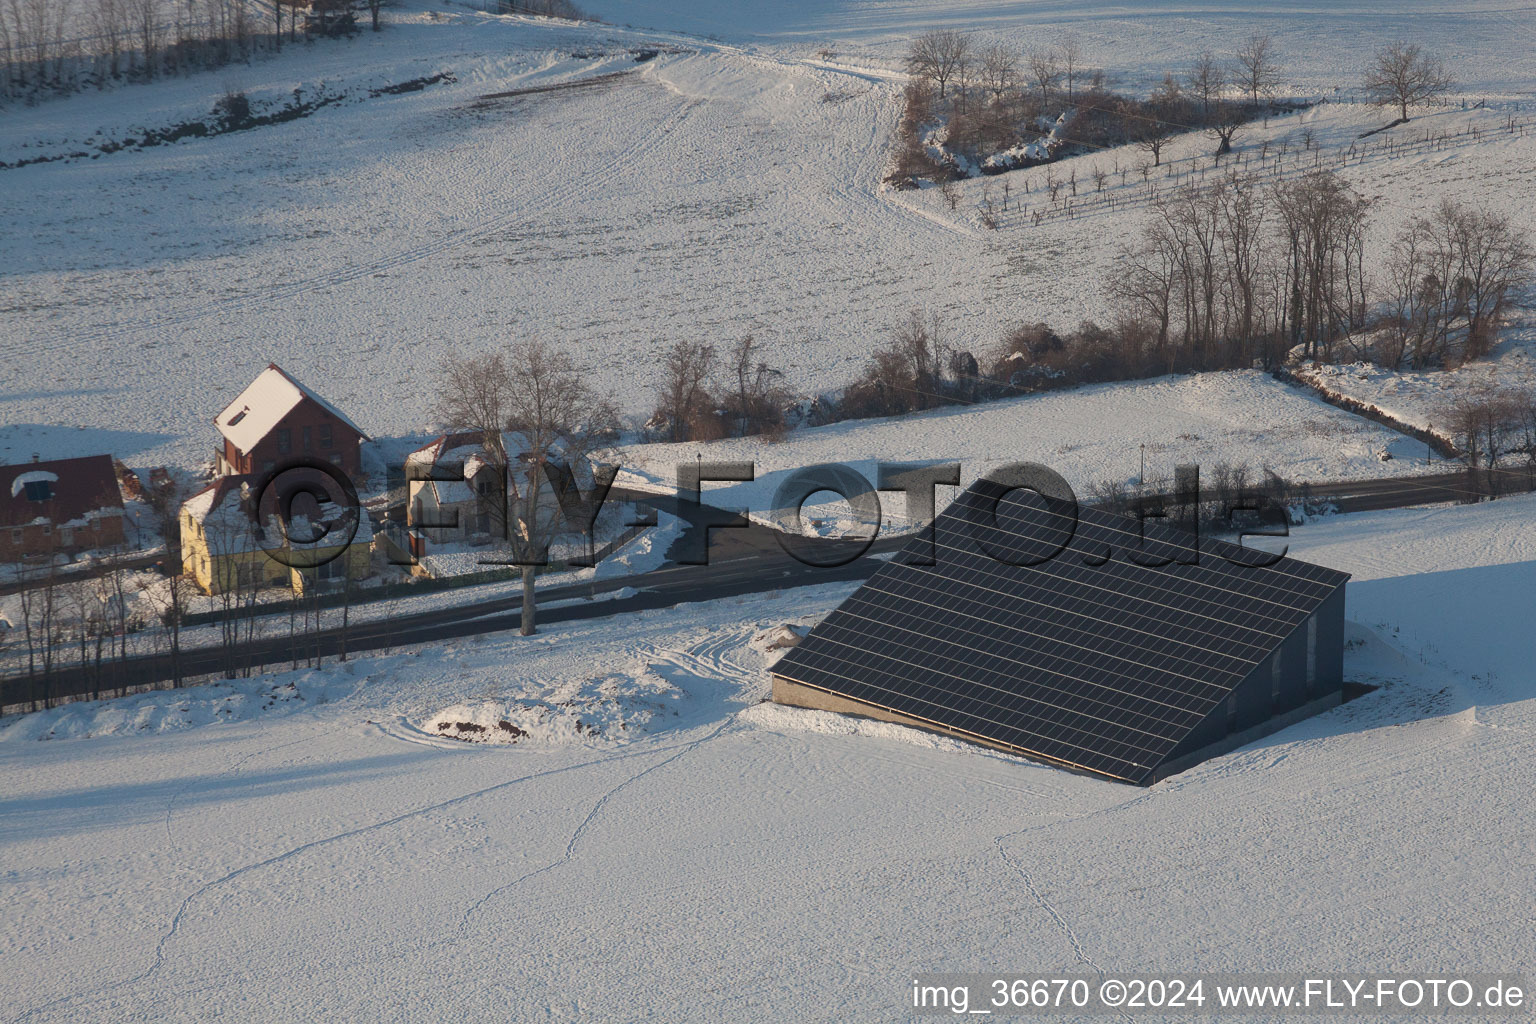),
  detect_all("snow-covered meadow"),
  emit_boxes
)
[2,495,1534,1020]
[2,0,1534,475]
[4,0,1536,1016]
